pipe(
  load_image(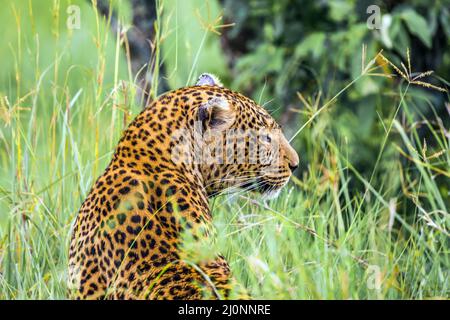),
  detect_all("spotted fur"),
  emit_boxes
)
[68,79,299,300]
